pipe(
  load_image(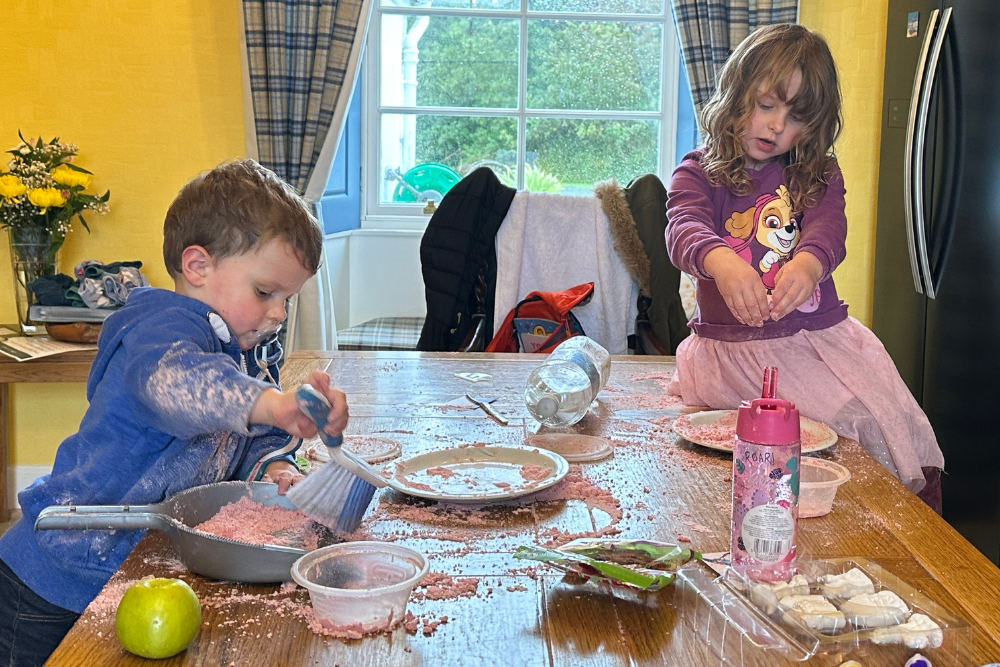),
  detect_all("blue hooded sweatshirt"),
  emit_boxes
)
[0,287,294,613]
